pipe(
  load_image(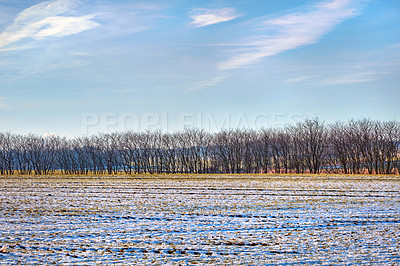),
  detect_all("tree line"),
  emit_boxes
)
[0,118,399,175]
